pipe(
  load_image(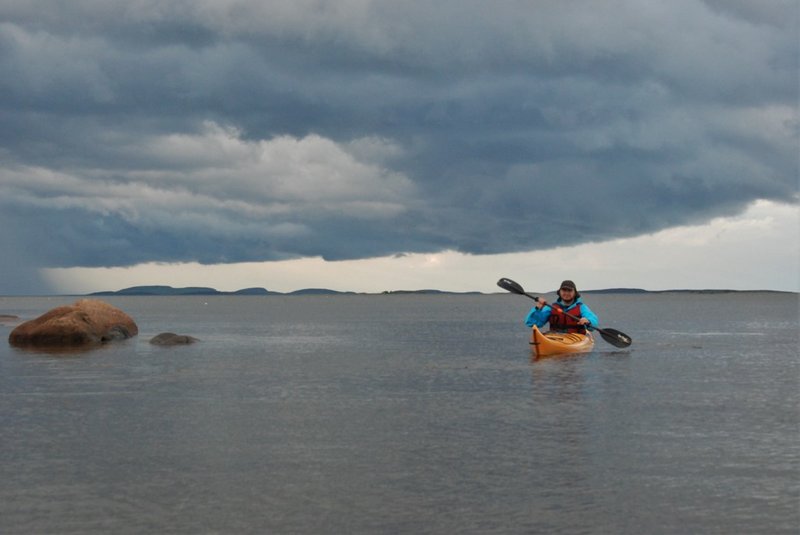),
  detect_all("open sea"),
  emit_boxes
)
[1,292,798,534]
